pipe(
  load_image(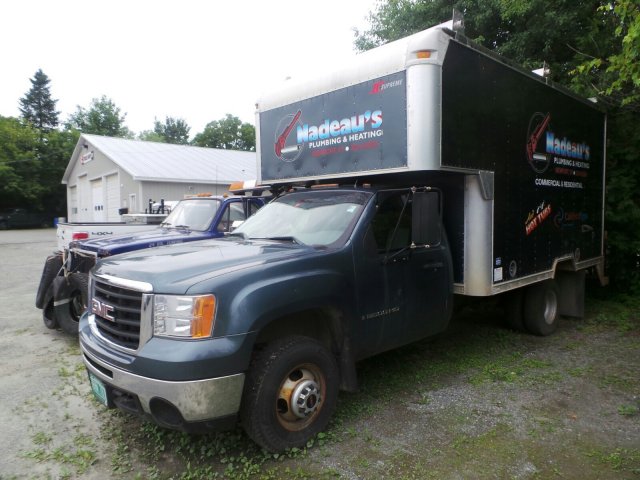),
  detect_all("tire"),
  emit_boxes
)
[42,285,58,329]
[240,336,339,452]
[523,280,559,336]
[0,221,7,230]
[53,273,89,336]
[35,253,63,309]
[503,289,525,332]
